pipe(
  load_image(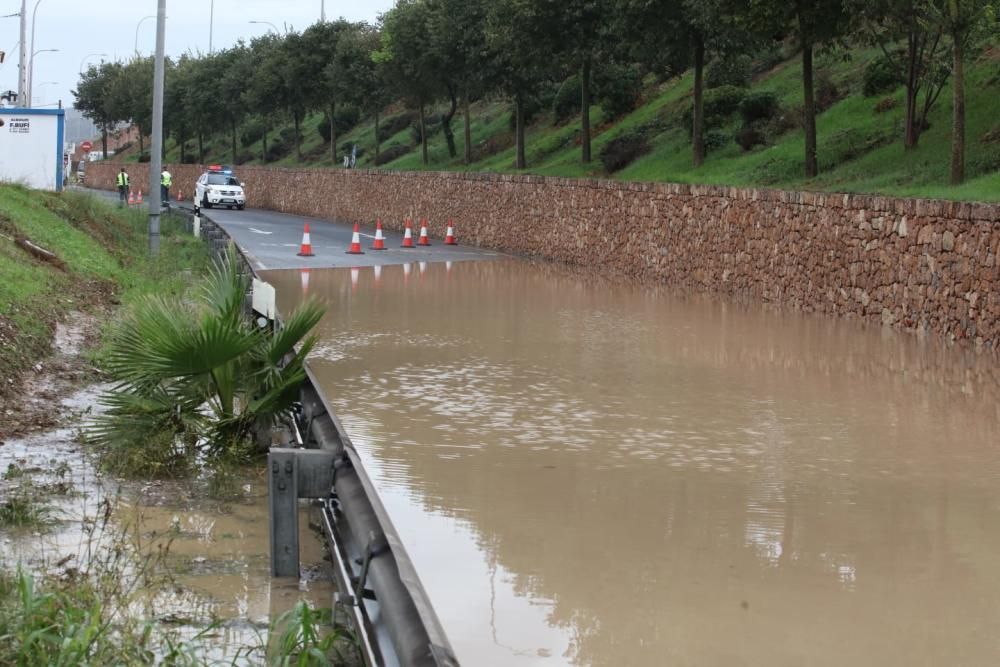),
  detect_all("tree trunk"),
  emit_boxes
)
[231,120,238,164]
[419,103,428,165]
[330,102,338,164]
[904,32,920,150]
[180,137,186,164]
[950,32,965,184]
[101,128,108,159]
[442,84,458,159]
[692,36,706,168]
[293,112,302,161]
[515,93,526,169]
[463,87,472,165]
[581,57,592,164]
[801,42,818,178]
[198,132,205,163]
[138,129,144,161]
[375,109,381,163]
[262,129,268,163]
